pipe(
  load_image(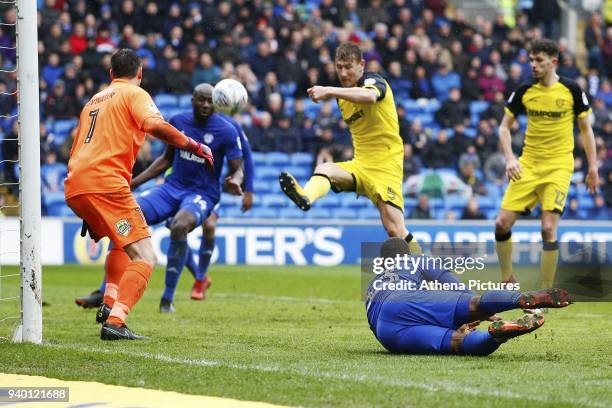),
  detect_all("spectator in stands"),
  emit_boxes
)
[584,11,605,71]
[411,66,434,100]
[406,120,429,155]
[478,65,505,102]
[505,64,524,99]
[461,68,481,102]
[39,122,56,156]
[41,52,64,87]
[591,195,609,220]
[592,98,611,133]
[403,144,422,180]
[603,170,612,207]
[164,58,191,94]
[274,115,302,154]
[40,151,67,194]
[484,150,506,186]
[44,80,77,120]
[558,54,581,80]
[564,198,581,220]
[481,91,506,125]
[258,72,282,110]
[423,129,454,169]
[435,88,468,128]
[409,194,431,220]
[461,196,486,220]
[459,161,487,196]
[431,64,461,102]
[387,61,412,101]
[1,122,18,190]
[249,112,276,153]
